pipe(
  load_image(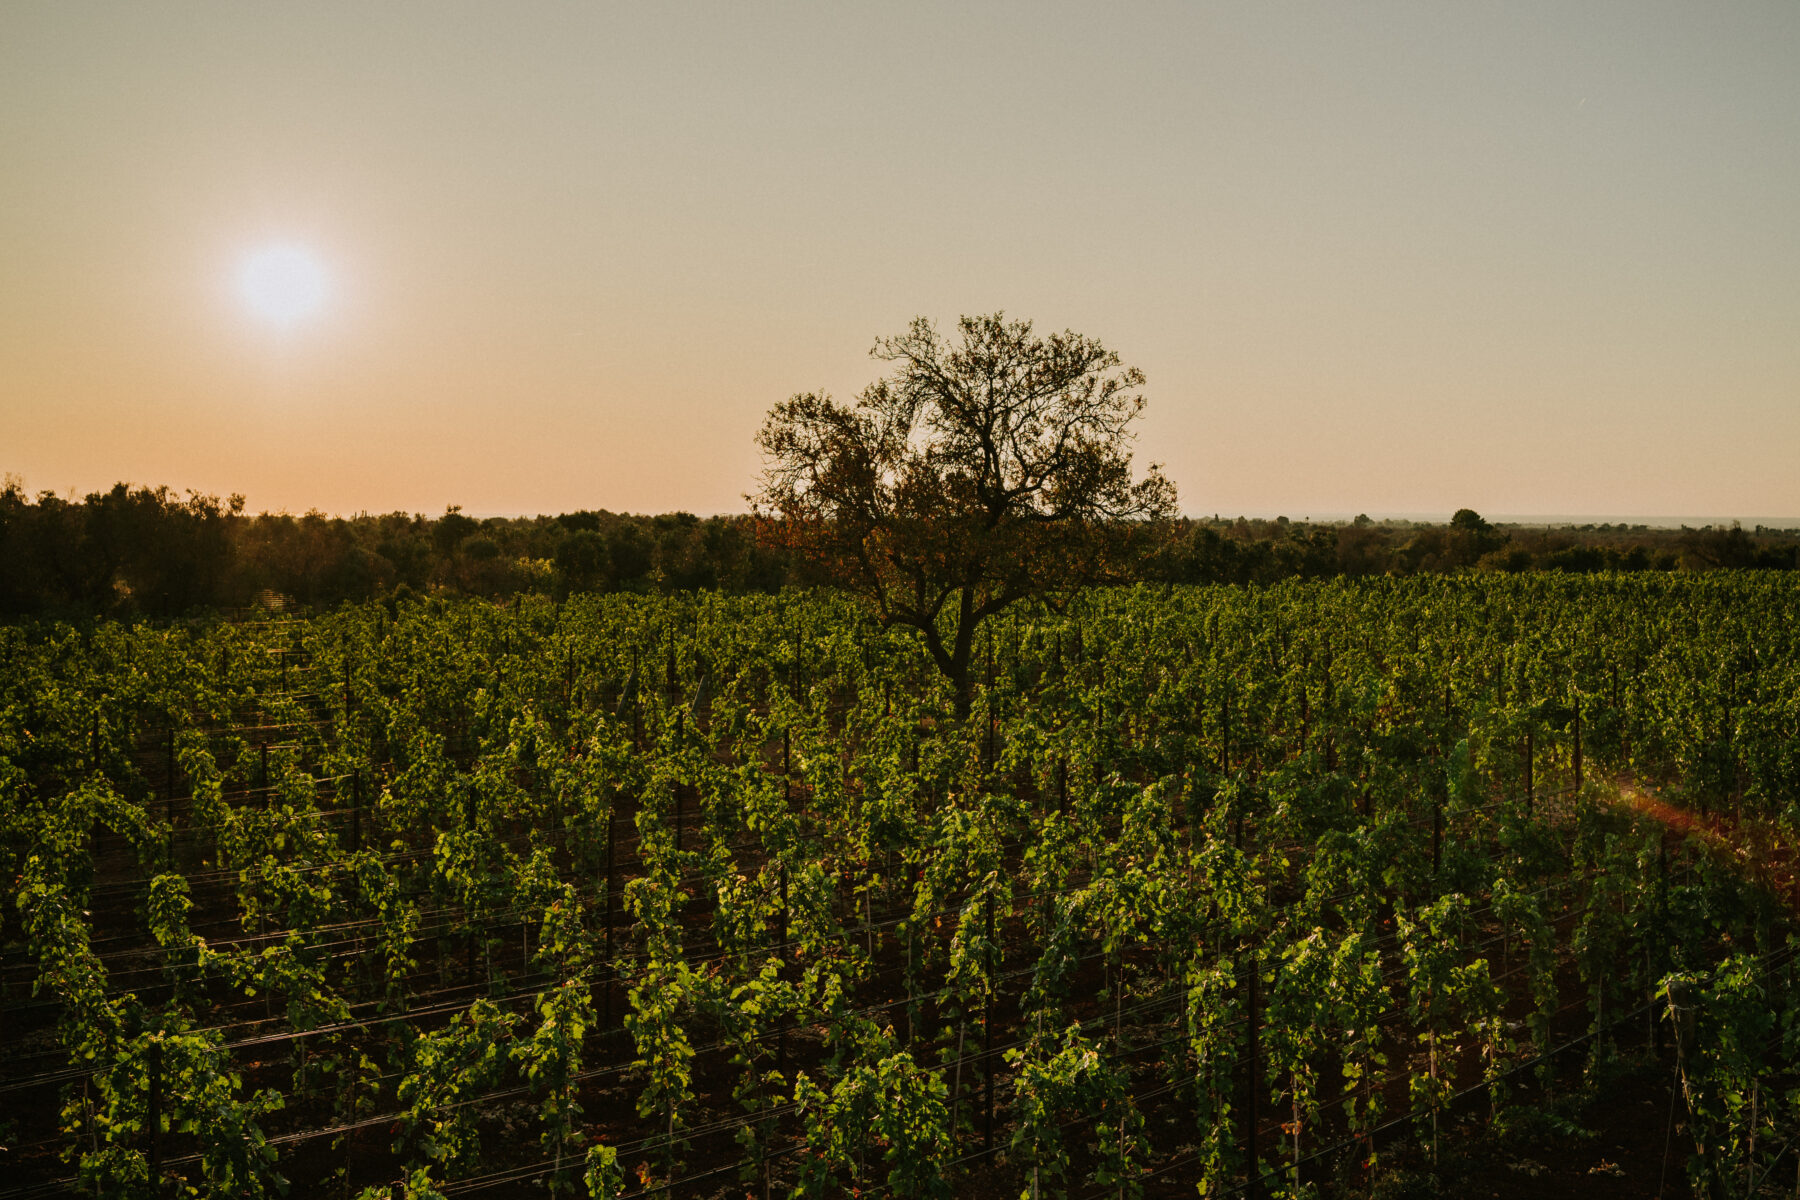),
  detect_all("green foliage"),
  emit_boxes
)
[1184,954,1242,1194]
[513,981,594,1194]
[583,1143,624,1199]
[1008,1027,1143,1200]
[625,957,697,1186]
[793,1048,953,1198]
[66,1026,285,1198]
[396,998,518,1176]
[1665,954,1786,1198]
[7,575,1800,1198]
